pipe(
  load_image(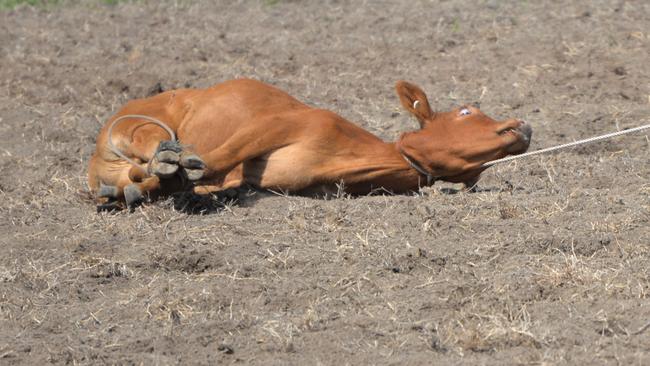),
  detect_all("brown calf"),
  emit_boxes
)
[88,79,532,208]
